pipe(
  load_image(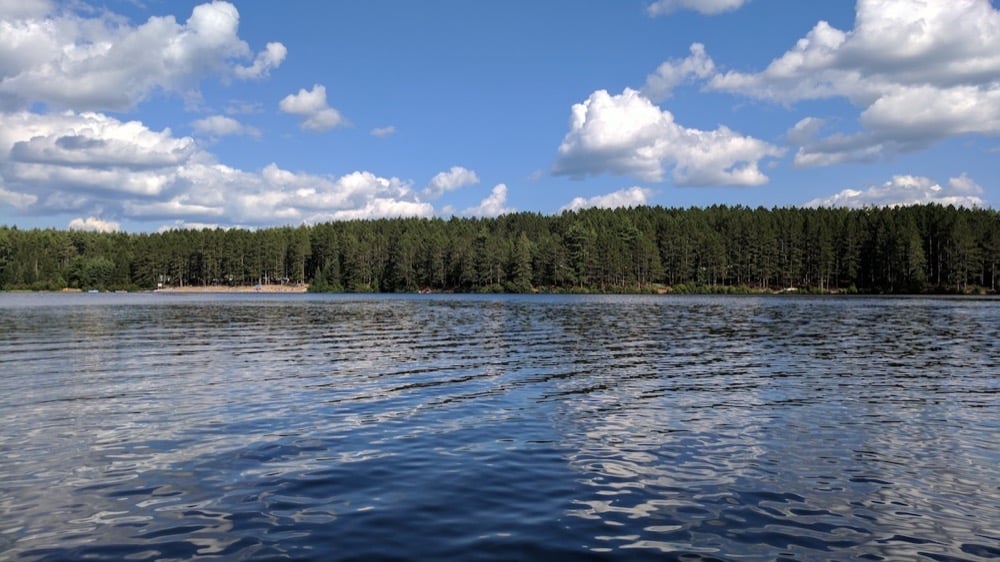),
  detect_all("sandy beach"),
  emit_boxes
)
[154,284,309,294]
